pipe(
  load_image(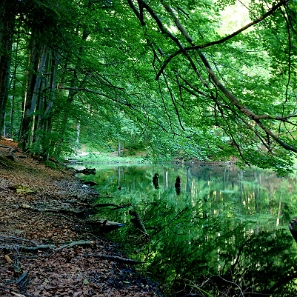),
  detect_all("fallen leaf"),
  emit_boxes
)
[4,254,12,264]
